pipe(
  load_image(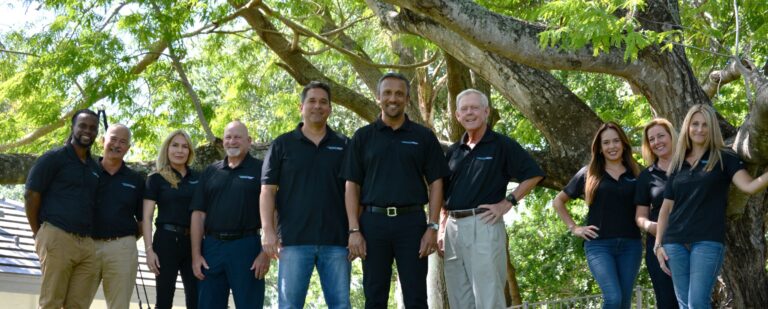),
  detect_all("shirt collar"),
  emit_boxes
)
[460,126,495,146]
[98,157,128,175]
[65,142,93,164]
[291,122,336,144]
[373,114,413,132]
[223,153,254,170]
